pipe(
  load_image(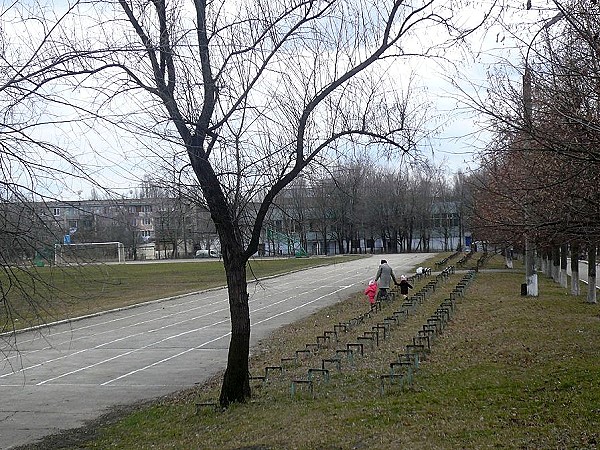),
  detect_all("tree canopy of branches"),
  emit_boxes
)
[267,158,463,256]
[0,4,112,337]
[470,1,600,253]
[7,0,495,406]
[464,0,598,302]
